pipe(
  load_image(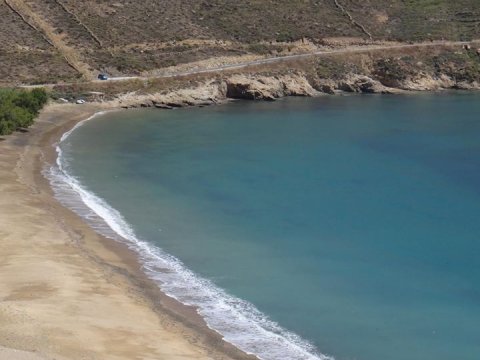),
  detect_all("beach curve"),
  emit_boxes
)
[49,108,330,360]
[0,103,255,360]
